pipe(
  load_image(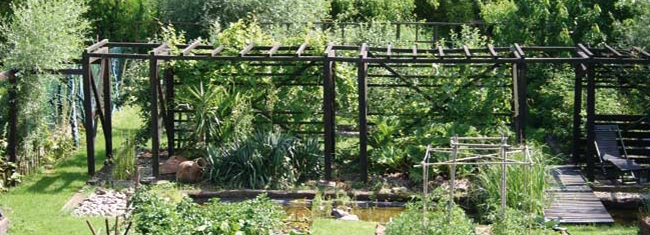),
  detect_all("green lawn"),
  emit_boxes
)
[566,224,638,235]
[0,106,142,235]
[311,219,378,235]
